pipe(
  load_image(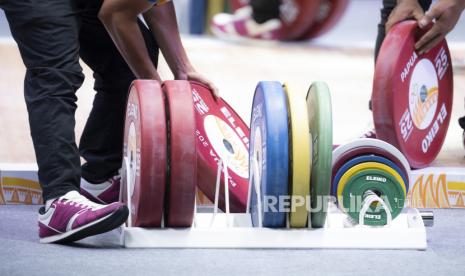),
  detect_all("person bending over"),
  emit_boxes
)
[0,0,214,244]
